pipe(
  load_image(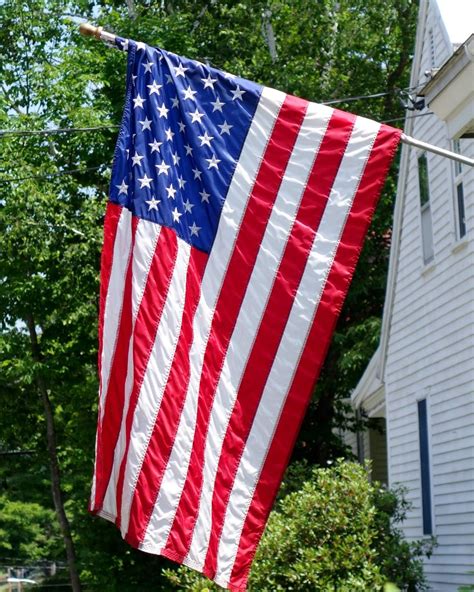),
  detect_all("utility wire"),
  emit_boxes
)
[0,125,118,138]
[0,165,108,185]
